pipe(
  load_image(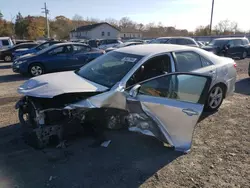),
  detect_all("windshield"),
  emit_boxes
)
[208,39,228,47]
[76,51,143,88]
[35,44,58,55]
[35,42,50,51]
